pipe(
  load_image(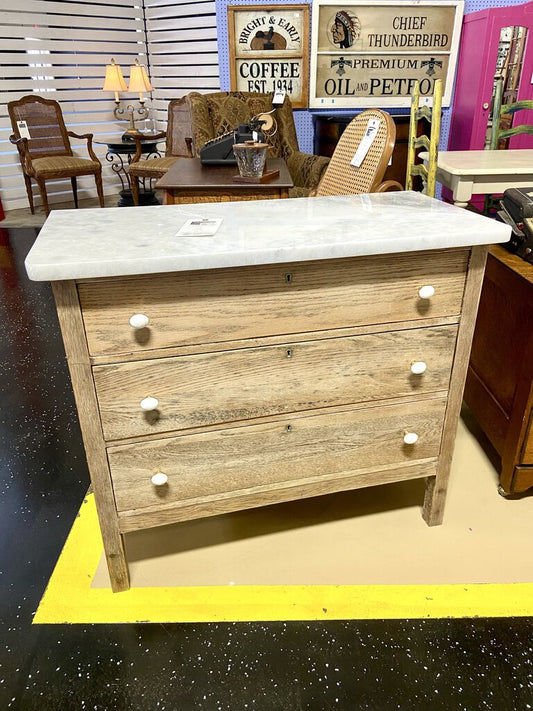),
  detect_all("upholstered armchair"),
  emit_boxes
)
[8,94,104,216]
[185,91,330,197]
